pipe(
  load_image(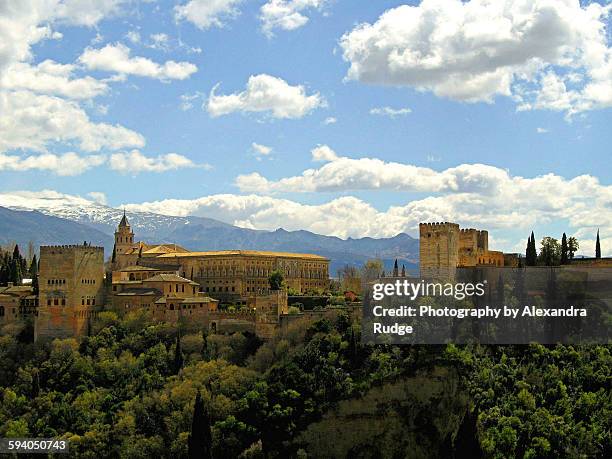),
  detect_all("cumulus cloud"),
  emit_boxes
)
[175,0,242,29]
[311,144,338,162]
[260,0,328,37]
[79,43,198,81]
[0,152,105,176]
[251,142,272,160]
[87,191,107,205]
[370,106,412,118]
[0,0,129,77]
[109,150,208,174]
[120,174,612,254]
[340,0,612,116]
[207,74,325,119]
[0,60,107,99]
[0,90,145,153]
[236,147,591,197]
[1,181,610,254]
